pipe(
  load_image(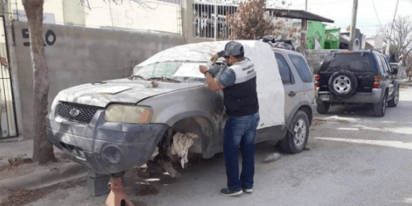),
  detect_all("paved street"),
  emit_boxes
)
[29,86,412,206]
